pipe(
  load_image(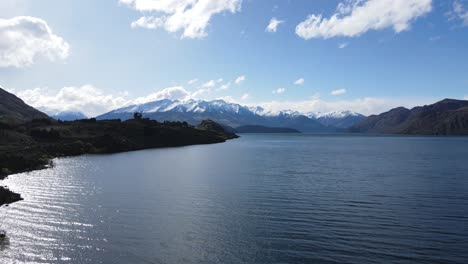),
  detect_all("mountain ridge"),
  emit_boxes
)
[350,99,468,135]
[97,99,365,132]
